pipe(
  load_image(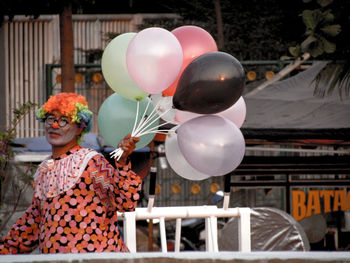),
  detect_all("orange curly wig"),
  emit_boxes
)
[36,93,93,135]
